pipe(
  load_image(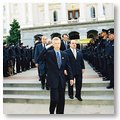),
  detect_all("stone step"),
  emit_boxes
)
[3,87,113,96]
[3,94,114,105]
[3,79,109,88]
